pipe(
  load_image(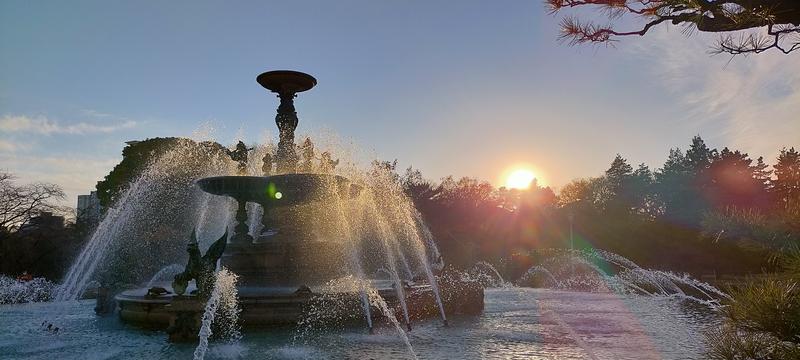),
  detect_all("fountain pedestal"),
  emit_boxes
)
[165,296,204,342]
[221,240,349,287]
[232,198,254,244]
